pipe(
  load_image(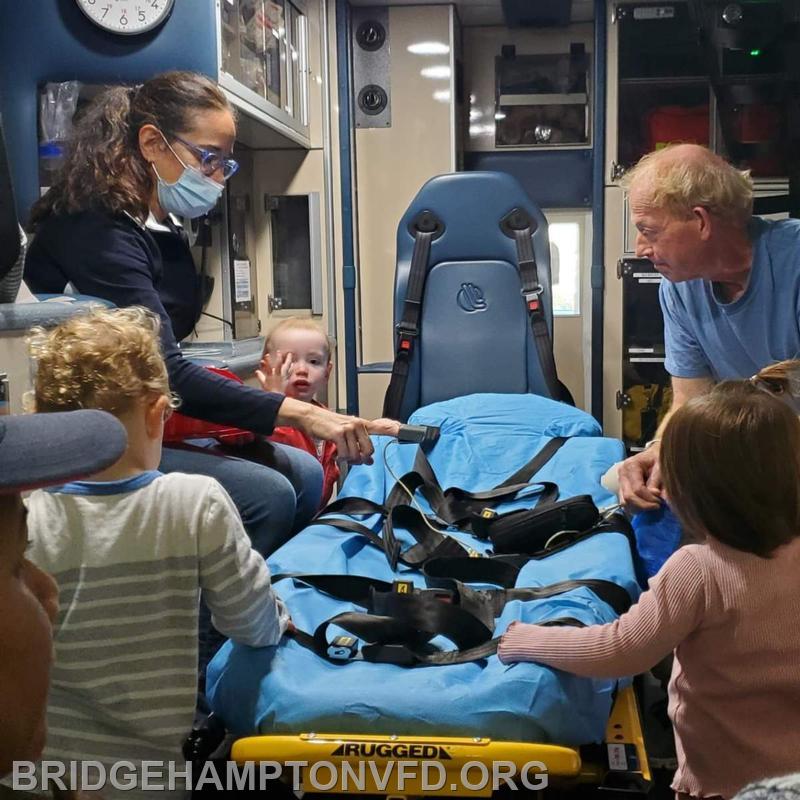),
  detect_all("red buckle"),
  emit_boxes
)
[399,337,413,351]
[527,298,540,312]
